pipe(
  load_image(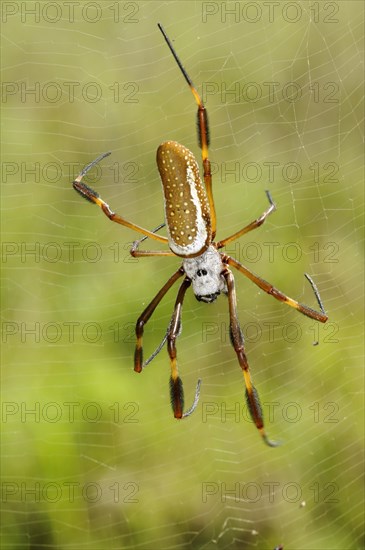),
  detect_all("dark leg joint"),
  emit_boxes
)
[269,287,286,302]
